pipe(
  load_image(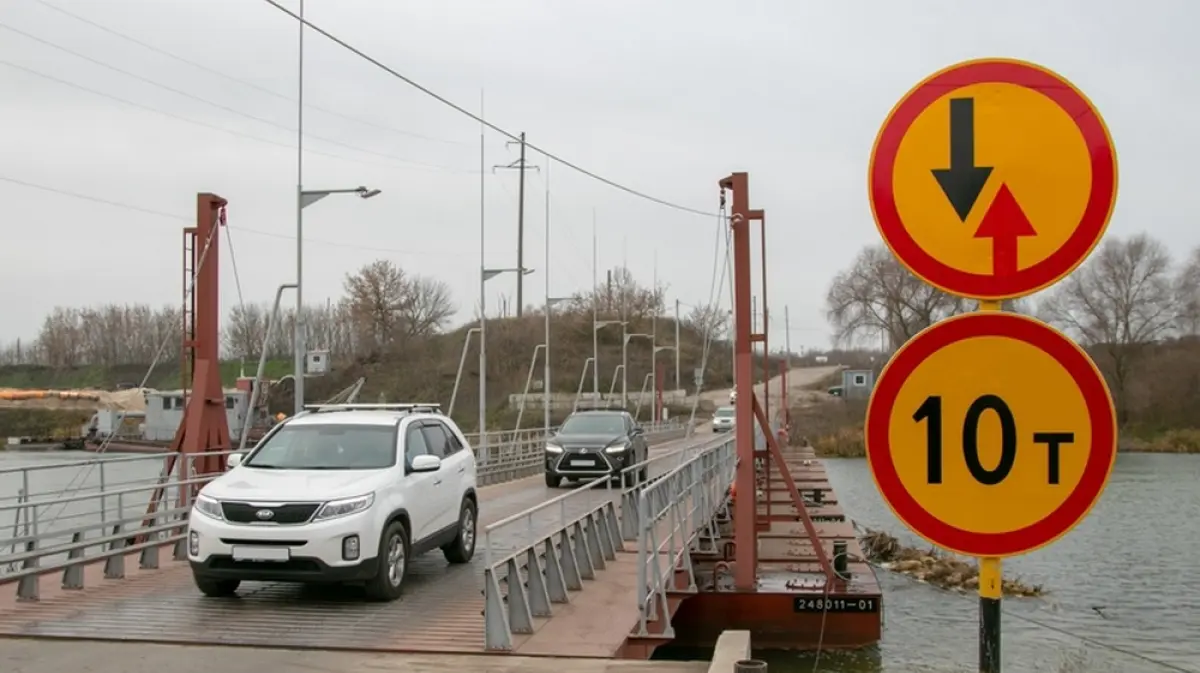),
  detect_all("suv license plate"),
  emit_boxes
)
[231,546,290,562]
[569,460,592,467]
